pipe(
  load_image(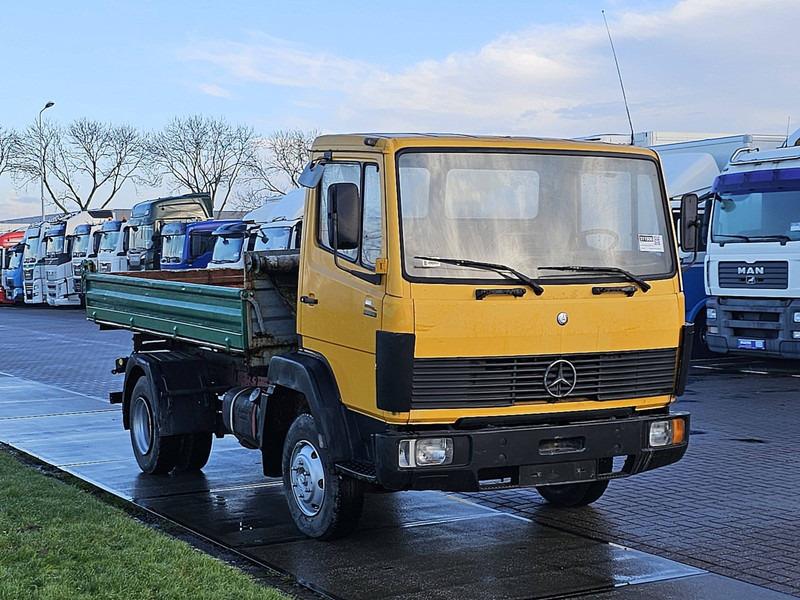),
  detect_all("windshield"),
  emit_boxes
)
[8,249,22,270]
[130,224,155,250]
[23,236,40,263]
[253,226,292,251]
[73,234,90,257]
[162,235,186,261]
[99,231,121,253]
[712,191,800,243]
[212,236,244,263]
[398,151,674,282]
[45,234,65,256]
